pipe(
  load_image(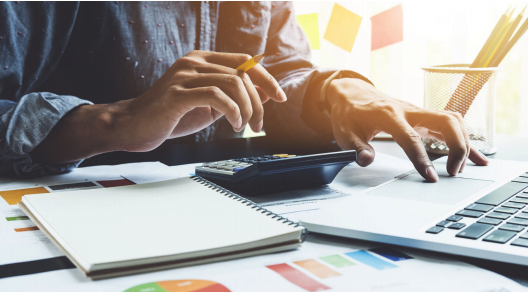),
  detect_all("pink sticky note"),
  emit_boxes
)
[371,5,403,51]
